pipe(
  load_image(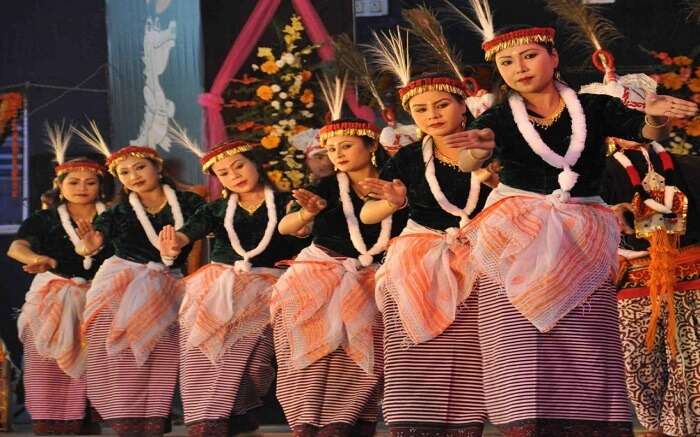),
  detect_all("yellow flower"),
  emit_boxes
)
[257,47,274,61]
[286,170,305,186]
[688,78,700,93]
[267,170,283,183]
[290,15,304,31]
[673,56,693,66]
[686,117,700,136]
[660,73,684,90]
[256,85,274,101]
[260,60,280,75]
[261,134,281,149]
[299,89,314,105]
